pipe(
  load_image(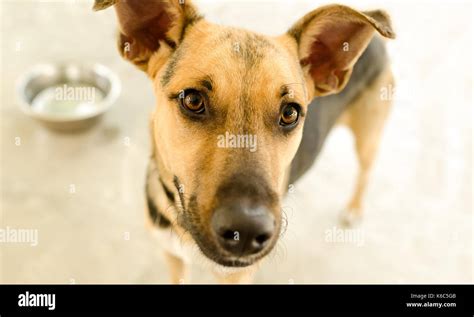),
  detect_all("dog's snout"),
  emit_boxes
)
[211,204,275,256]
